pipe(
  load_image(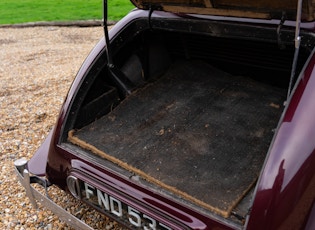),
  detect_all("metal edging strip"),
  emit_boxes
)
[14,162,94,230]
